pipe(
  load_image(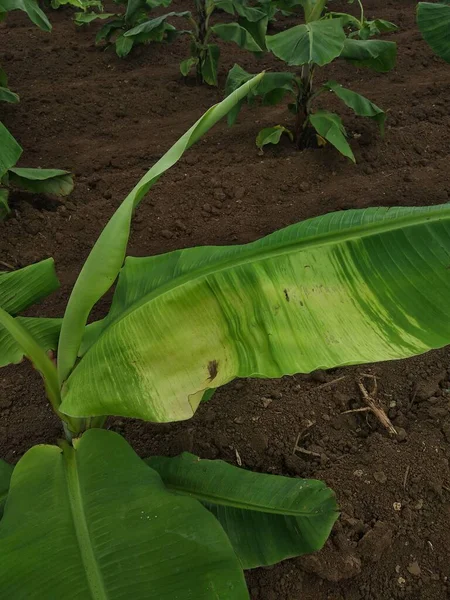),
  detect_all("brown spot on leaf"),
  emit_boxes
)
[284,289,290,302]
[208,360,219,381]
